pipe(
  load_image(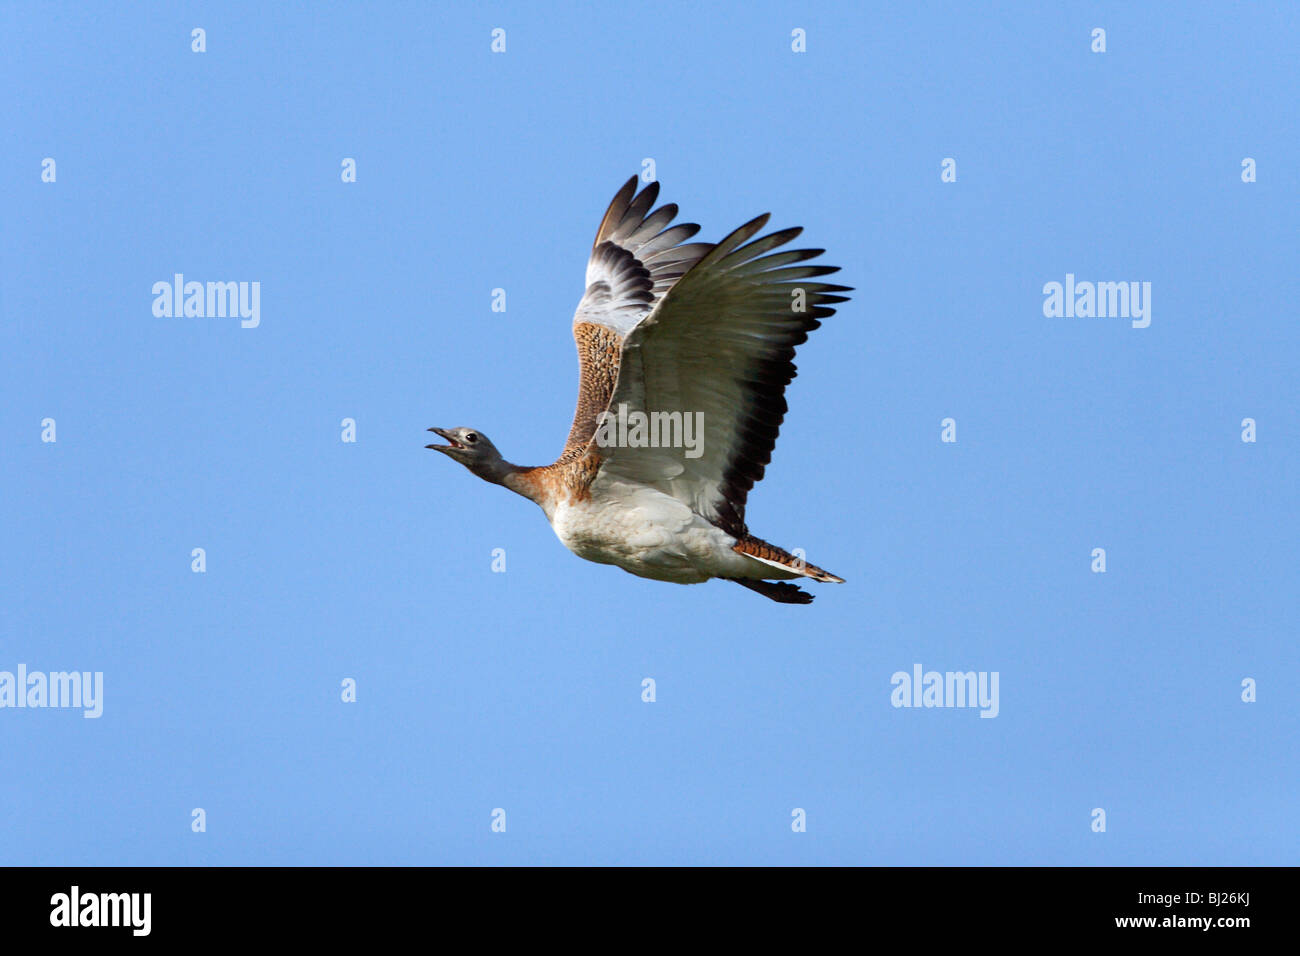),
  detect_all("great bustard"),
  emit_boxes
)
[428,177,851,603]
